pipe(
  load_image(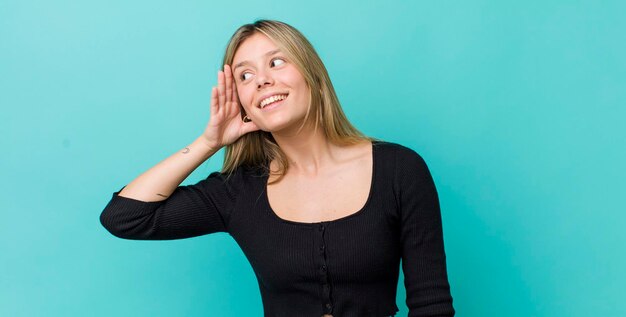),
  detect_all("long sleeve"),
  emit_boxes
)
[99,169,242,240]
[394,146,455,316]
